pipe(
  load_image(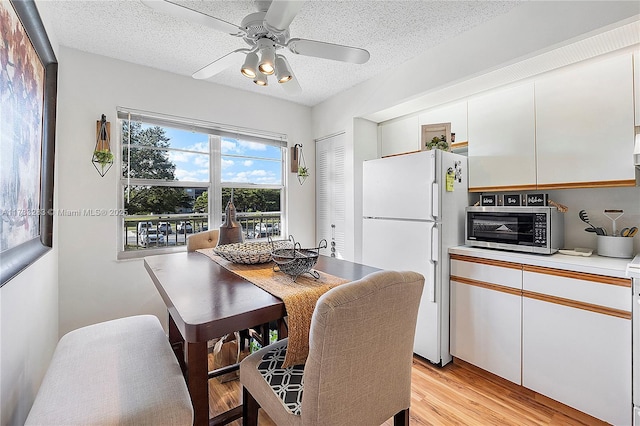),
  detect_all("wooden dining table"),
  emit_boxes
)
[144,251,378,426]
